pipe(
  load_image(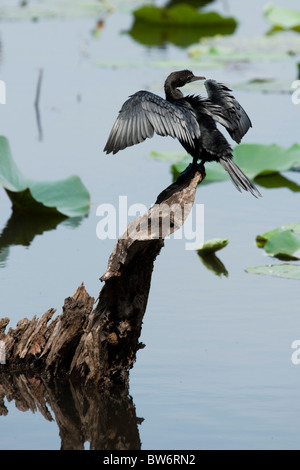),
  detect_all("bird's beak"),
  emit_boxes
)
[191,76,206,82]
